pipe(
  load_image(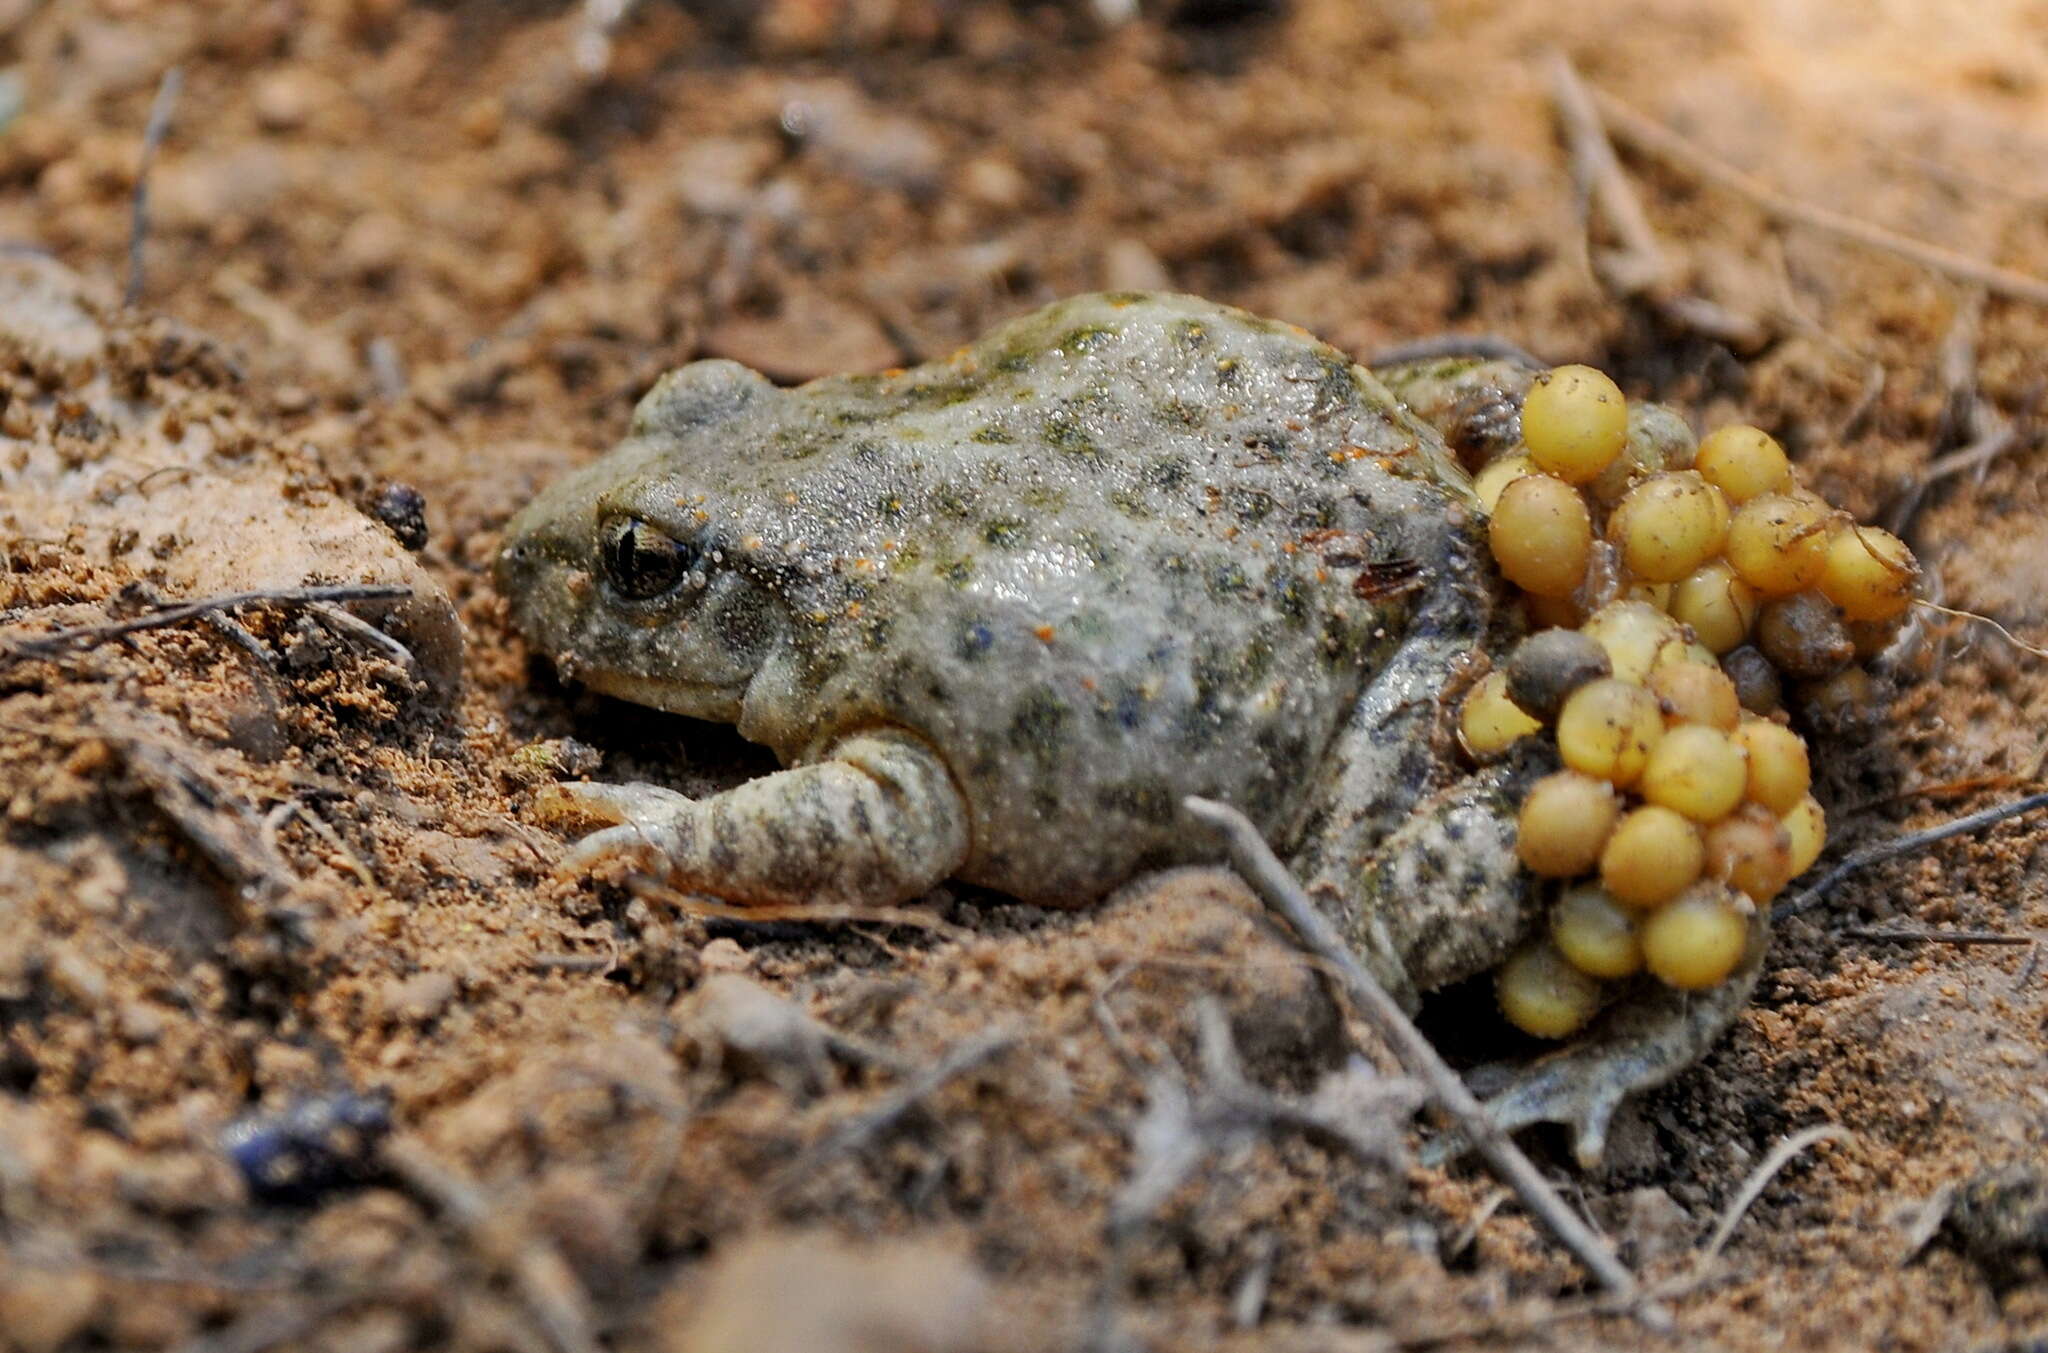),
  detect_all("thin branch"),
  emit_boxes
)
[1547,52,1768,349]
[1590,86,2048,309]
[1183,796,1641,1302]
[637,883,973,942]
[125,66,183,308]
[380,1134,598,1353]
[0,583,411,666]
[774,1027,1018,1192]
[1775,789,2048,919]
[308,600,420,681]
[1845,928,2033,947]
[1699,1124,1847,1263]
[1548,50,1667,293]
[1884,410,2018,538]
[1911,598,2048,662]
[1368,334,1547,370]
